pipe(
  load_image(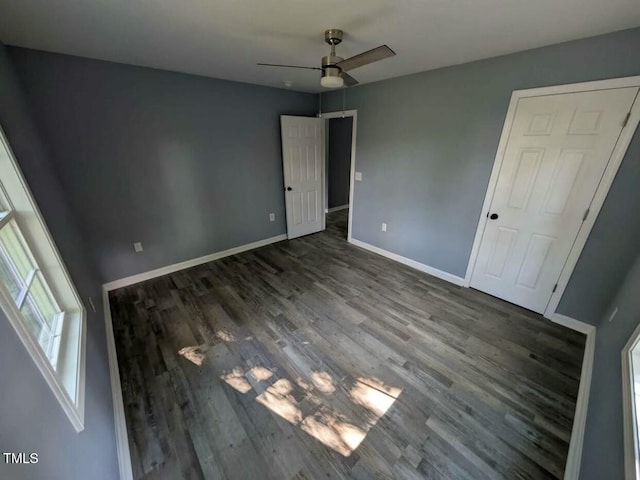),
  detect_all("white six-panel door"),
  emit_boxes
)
[471,87,638,313]
[281,116,325,239]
